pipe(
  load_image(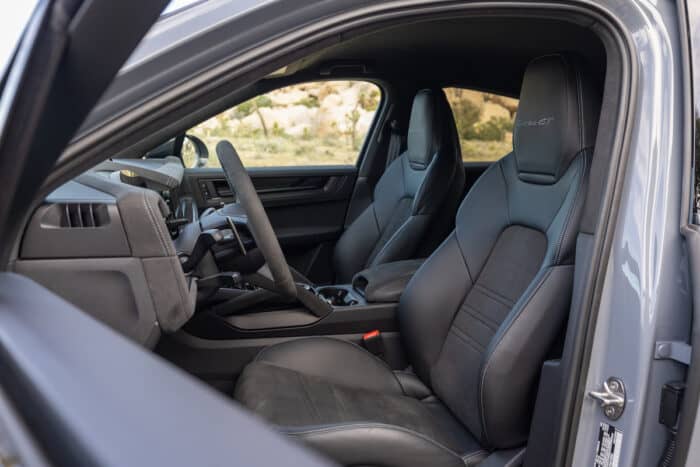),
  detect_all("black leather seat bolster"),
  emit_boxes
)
[394,369,433,399]
[367,212,431,268]
[480,263,575,446]
[284,423,486,467]
[248,337,403,394]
